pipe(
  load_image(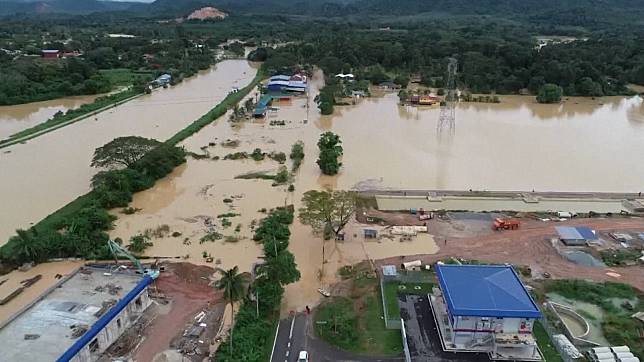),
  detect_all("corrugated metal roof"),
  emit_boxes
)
[555,226,597,240]
[436,264,541,318]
